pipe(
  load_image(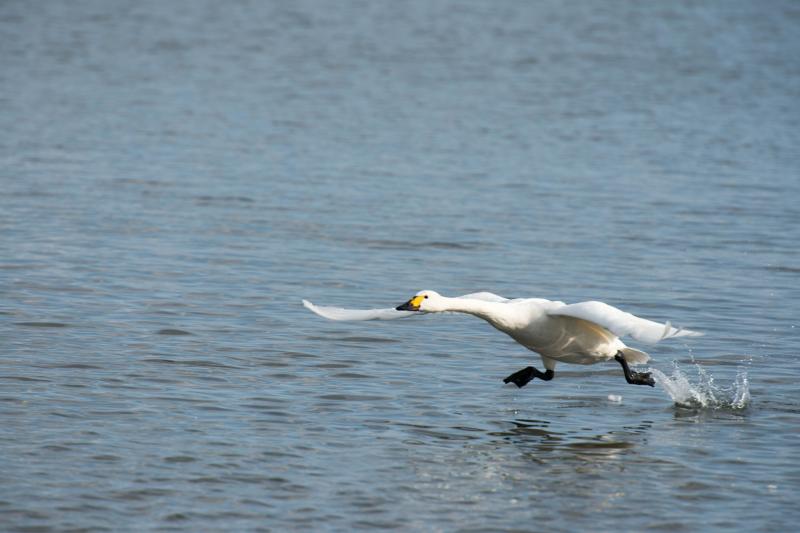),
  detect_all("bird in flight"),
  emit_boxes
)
[303,290,701,388]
